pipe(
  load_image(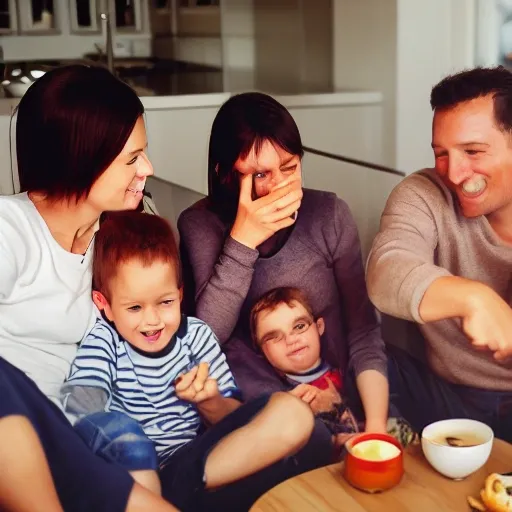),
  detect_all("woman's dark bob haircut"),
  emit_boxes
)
[207,92,303,221]
[16,64,144,200]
